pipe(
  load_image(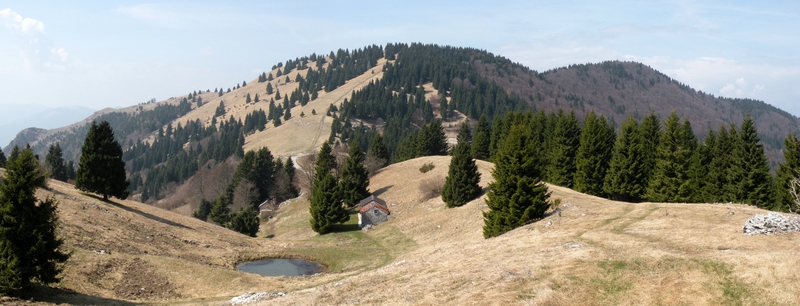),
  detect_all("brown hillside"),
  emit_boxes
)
[259,156,800,305]
[3,157,800,305]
